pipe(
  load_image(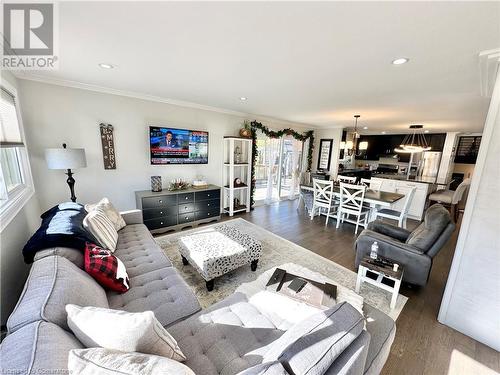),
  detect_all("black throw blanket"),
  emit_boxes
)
[23,202,101,263]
